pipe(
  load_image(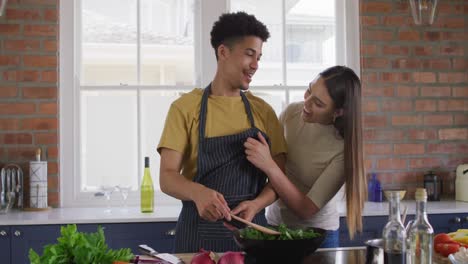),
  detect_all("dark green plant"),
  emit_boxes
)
[240,224,321,240]
[29,224,134,264]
